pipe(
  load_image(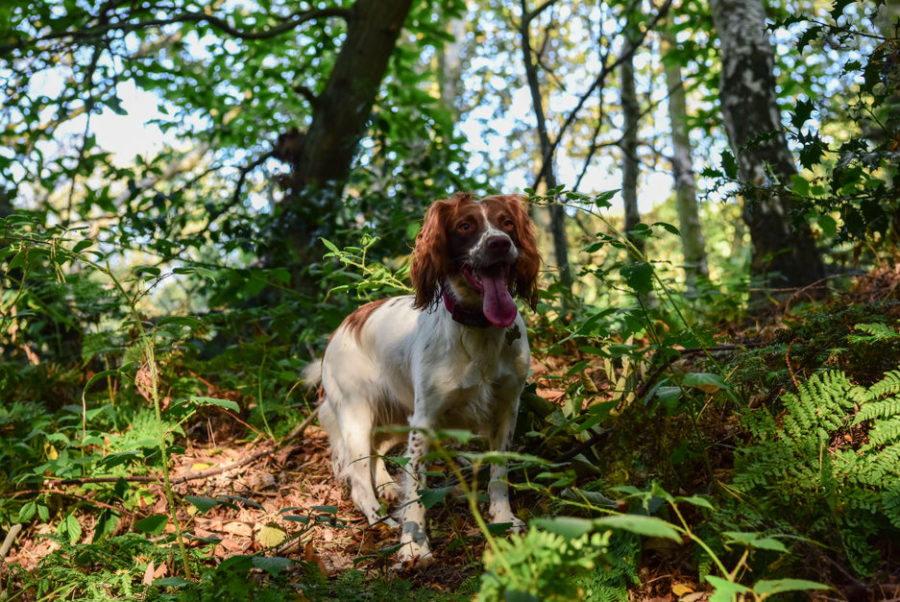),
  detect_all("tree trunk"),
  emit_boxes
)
[620,40,643,262]
[709,0,824,292]
[518,0,572,288]
[275,0,414,267]
[661,31,709,295]
[437,17,466,114]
